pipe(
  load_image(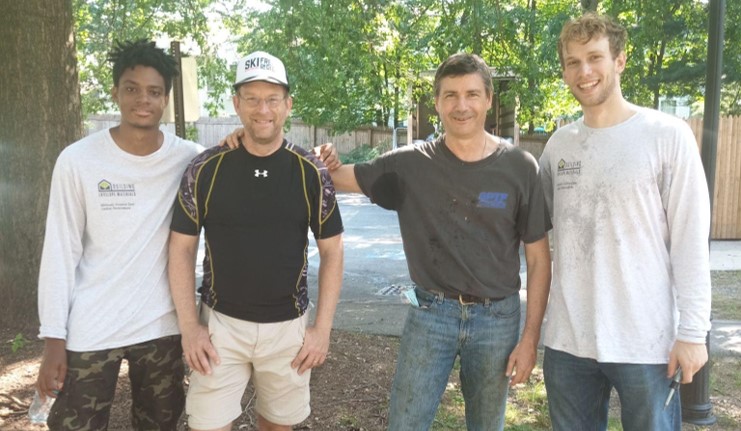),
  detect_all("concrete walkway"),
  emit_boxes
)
[708,241,741,356]
[710,240,741,271]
